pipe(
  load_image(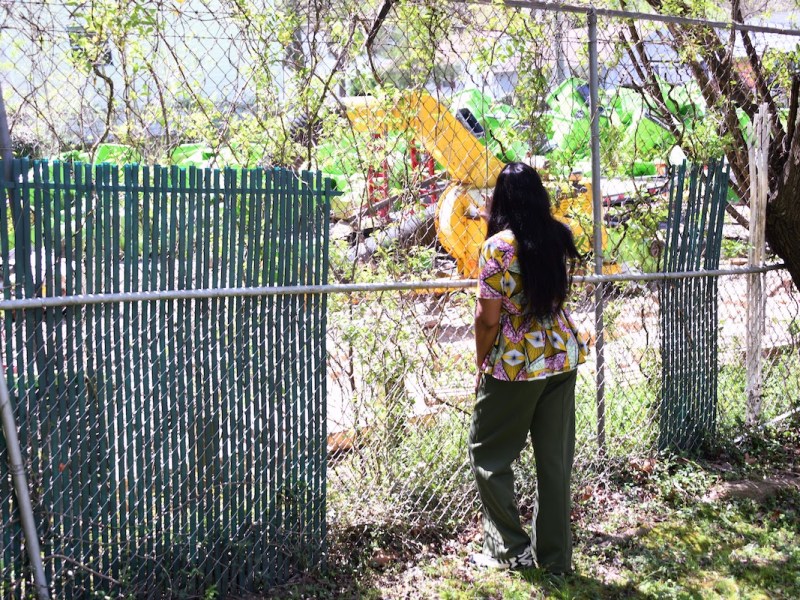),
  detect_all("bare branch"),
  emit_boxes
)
[365,0,397,53]
[89,64,114,160]
[732,0,786,146]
